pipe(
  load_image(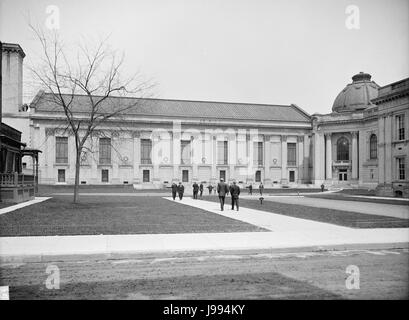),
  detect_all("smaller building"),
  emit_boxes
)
[372,78,409,197]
